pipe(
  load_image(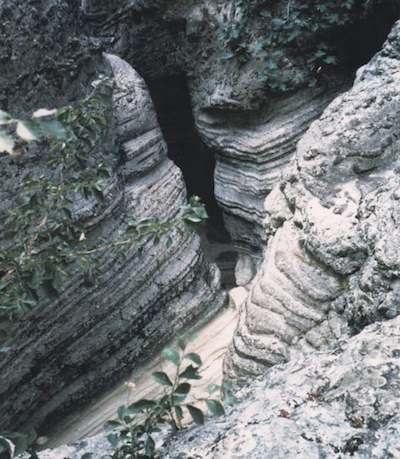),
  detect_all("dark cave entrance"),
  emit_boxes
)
[335,3,400,73]
[147,75,237,288]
